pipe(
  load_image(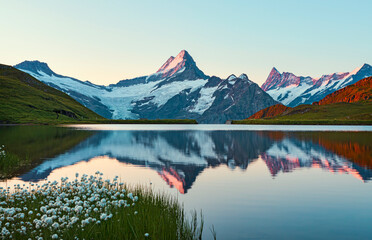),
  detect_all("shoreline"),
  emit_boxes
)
[0,119,198,125]
[231,119,372,125]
